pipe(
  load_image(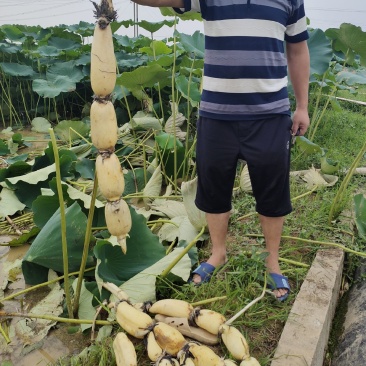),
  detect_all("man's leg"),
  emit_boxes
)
[192,211,230,285]
[259,214,288,298]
